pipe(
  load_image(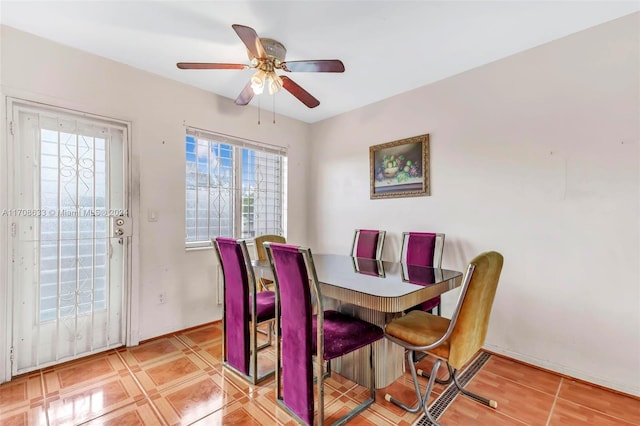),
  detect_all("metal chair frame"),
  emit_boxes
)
[400,231,446,368]
[400,232,445,268]
[213,238,274,385]
[350,229,386,260]
[384,261,498,426]
[266,243,377,426]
